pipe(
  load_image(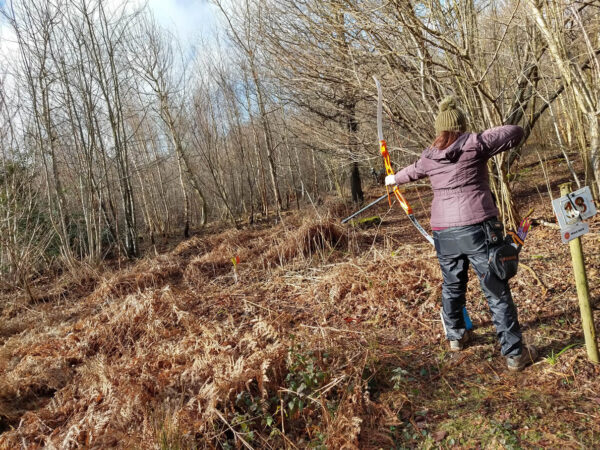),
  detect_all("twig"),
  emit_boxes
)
[278,388,321,406]
[394,307,432,330]
[574,410,600,420]
[279,432,298,449]
[312,374,348,396]
[244,299,276,314]
[441,376,457,395]
[300,180,322,221]
[5,301,43,315]
[300,324,364,334]
[484,362,501,380]
[215,410,254,450]
[534,219,560,229]
[430,353,470,380]
[280,397,285,436]
[519,262,548,295]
